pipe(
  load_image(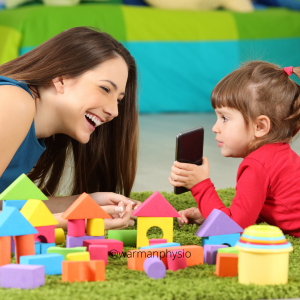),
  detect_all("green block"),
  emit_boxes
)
[0,173,48,201]
[108,230,137,247]
[218,247,239,255]
[47,247,87,260]
[123,6,238,41]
